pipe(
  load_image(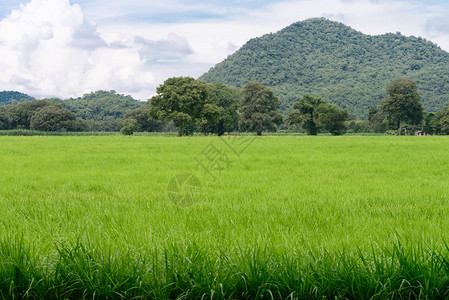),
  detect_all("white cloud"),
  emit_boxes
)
[0,0,154,100]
